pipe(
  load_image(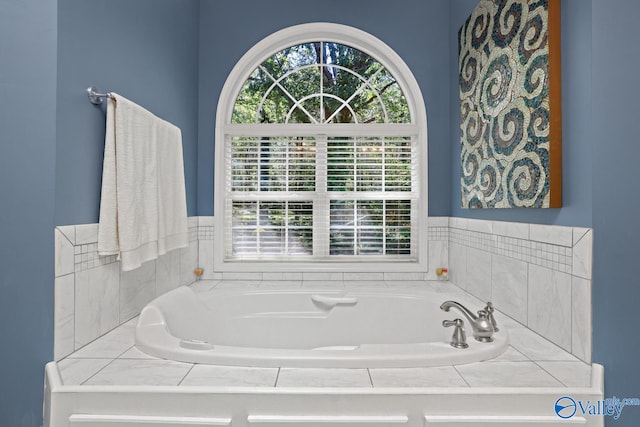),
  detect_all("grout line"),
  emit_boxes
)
[570,275,575,357]
[177,363,196,386]
[532,360,570,388]
[71,273,76,361]
[483,345,531,362]
[452,365,471,387]
[572,229,590,247]
[367,368,375,388]
[114,345,135,360]
[58,229,75,246]
[274,367,281,388]
[80,358,117,385]
[524,261,529,326]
